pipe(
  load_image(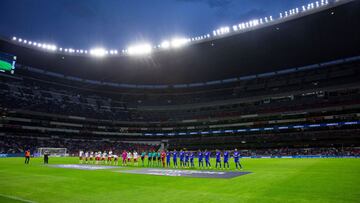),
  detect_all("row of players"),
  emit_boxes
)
[79,149,243,170]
